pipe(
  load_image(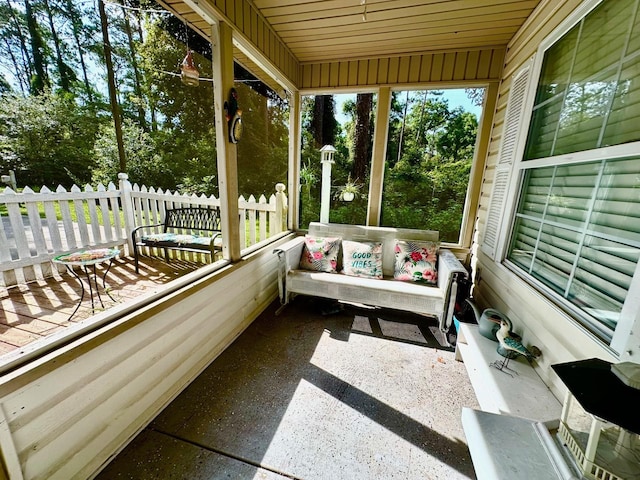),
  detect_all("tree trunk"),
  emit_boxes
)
[2,37,27,93]
[42,0,71,92]
[5,0,33,84]
[24,0,49,93]
[64,0,93,102]
[312,95,336,148]
[98,0,127,172]
[397,91,410,164]
[121,4,146,129]
[352,93,373,182]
